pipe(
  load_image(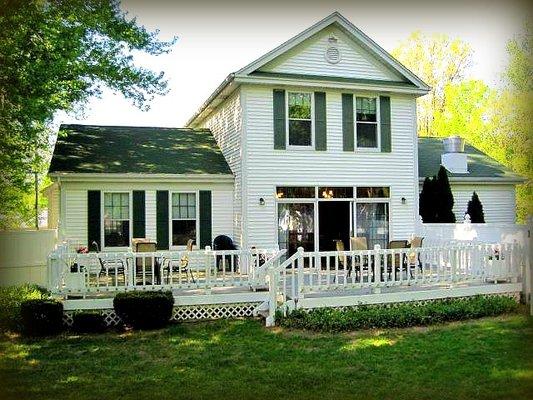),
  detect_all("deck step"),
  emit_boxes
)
[252,300,270,318]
